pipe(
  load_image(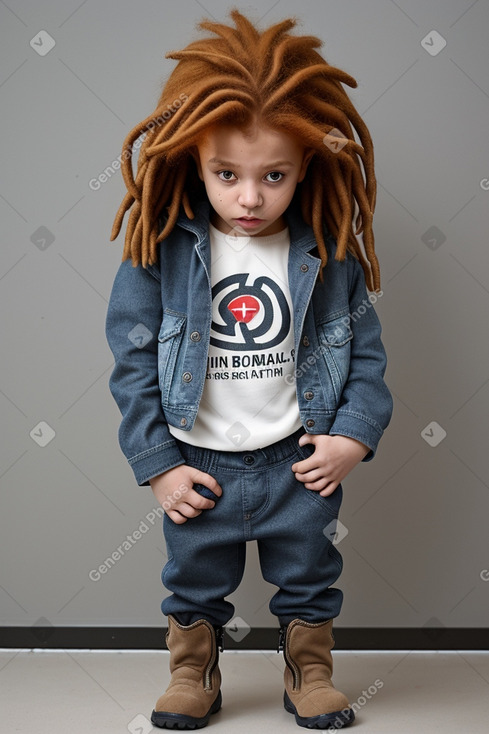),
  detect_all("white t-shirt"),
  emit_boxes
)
[168,222,301,450]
